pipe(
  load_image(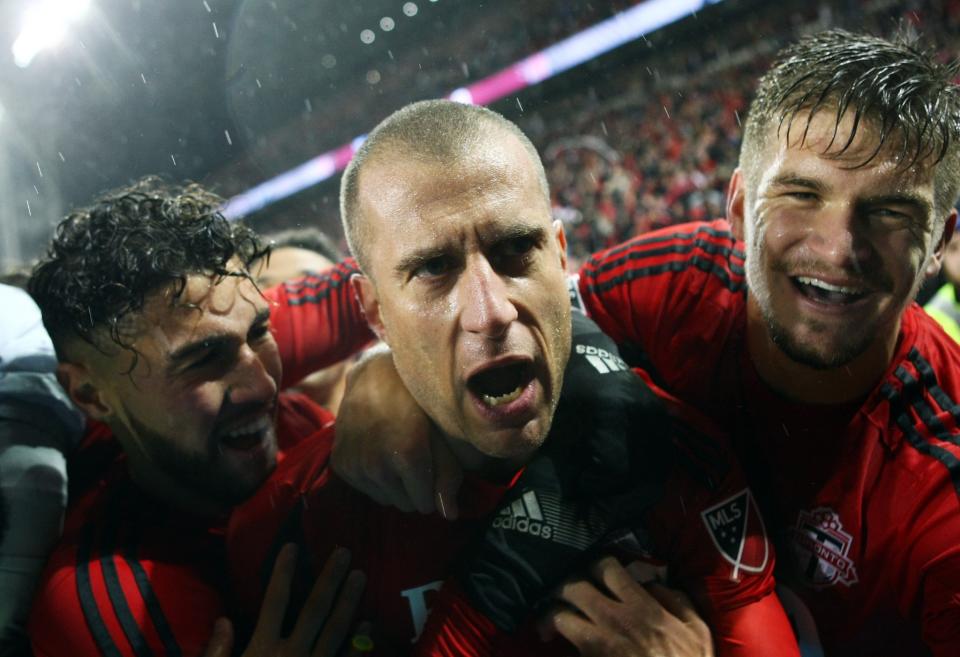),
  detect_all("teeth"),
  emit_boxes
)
[481,385,524,407]
[221,414,271,439]
[796,276,863,295]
